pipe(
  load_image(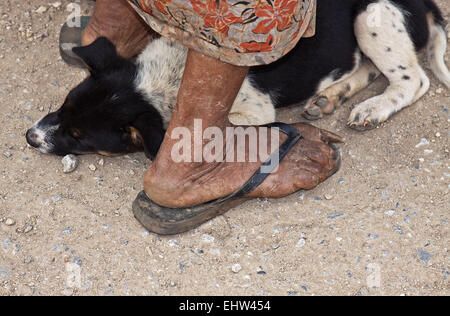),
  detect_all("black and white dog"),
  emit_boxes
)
[26,0,449,158]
